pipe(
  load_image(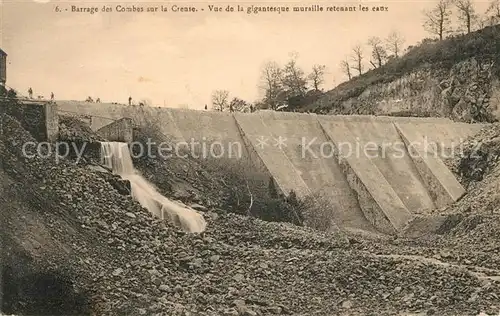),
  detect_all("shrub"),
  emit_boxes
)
[0,86,17,99]
[298,193,337,232]
[245,189,305,226]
